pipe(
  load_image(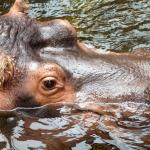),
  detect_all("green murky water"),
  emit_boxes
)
[0,0,150,150]
[0,0,150,52]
